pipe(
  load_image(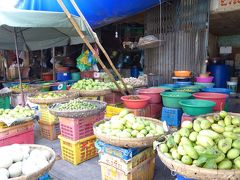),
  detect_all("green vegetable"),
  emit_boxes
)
[215,153,225,163]
[218,159,232,170]
[223,132,237,140]
[172,149,182,160]
[181,155,192,165]
[183,144,199,160]
[197,135,214,147]
[177,146,186,156]
[167,135,175,148]
[200,120,211,130]
[203,159,217,169]
[224,115,232,126]
[194,145,206,154]
[119,109,129,118]
[225,125,235,132]
[181,121,193,129]
[220,111,228,119]
[206,116,214,123]
[164,153,173,159]
[232,117,240,125]
[189,132,198,142]
[193,121,201,132]
[213,114,221,121]
[234,157,240,169]
[227,148,240,160]
[160,144,169,153]
[199,130,220,140]
[179,128,190,137]
[218,138,232,153]
[173,133,181,144]
[233,127,240,133]
[211,124,225,133]
[181,137,192,146]
[192,156,207,167]
[232,139,240,150]
[218,120,226,127]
